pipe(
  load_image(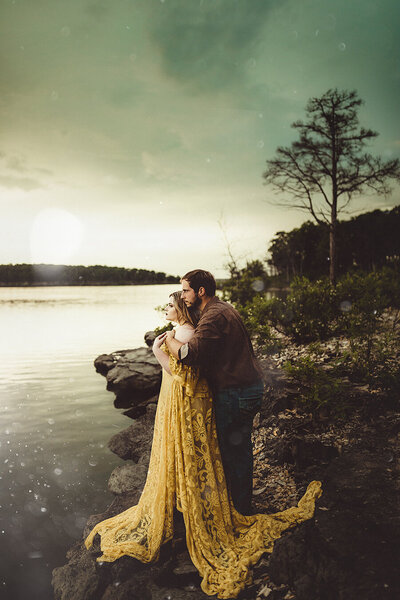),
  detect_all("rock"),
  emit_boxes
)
[147,584,206,600]
[94,354,117,376]
[53,508,205,600]
[258,583,272,597]
[52,539,154,600]
[108,404,156,462]
[144,330,157,347]
[108,463,148,495]
[173,554,198,577]
[52,541,106,600]
[95,348,162,406]
[83,490,144,542]
[123,396,158,420]
[100,570,153,600]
